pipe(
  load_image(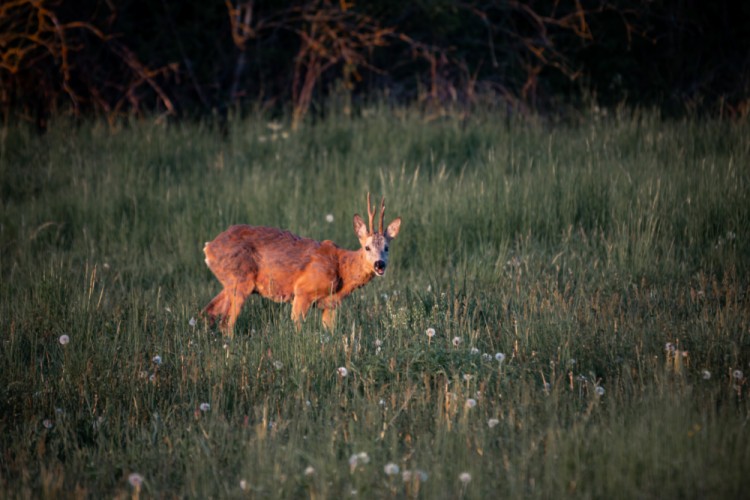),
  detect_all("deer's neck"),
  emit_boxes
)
[337,249,374,296]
